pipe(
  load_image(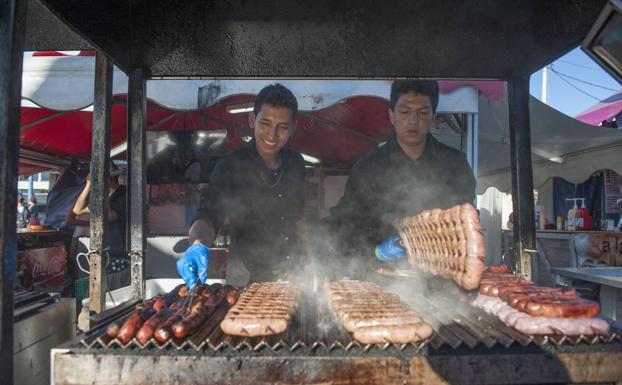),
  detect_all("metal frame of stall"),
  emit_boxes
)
[3,2,598,384]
